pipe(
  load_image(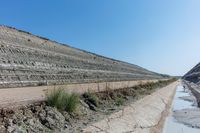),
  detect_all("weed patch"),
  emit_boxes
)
[46,88,79,112]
